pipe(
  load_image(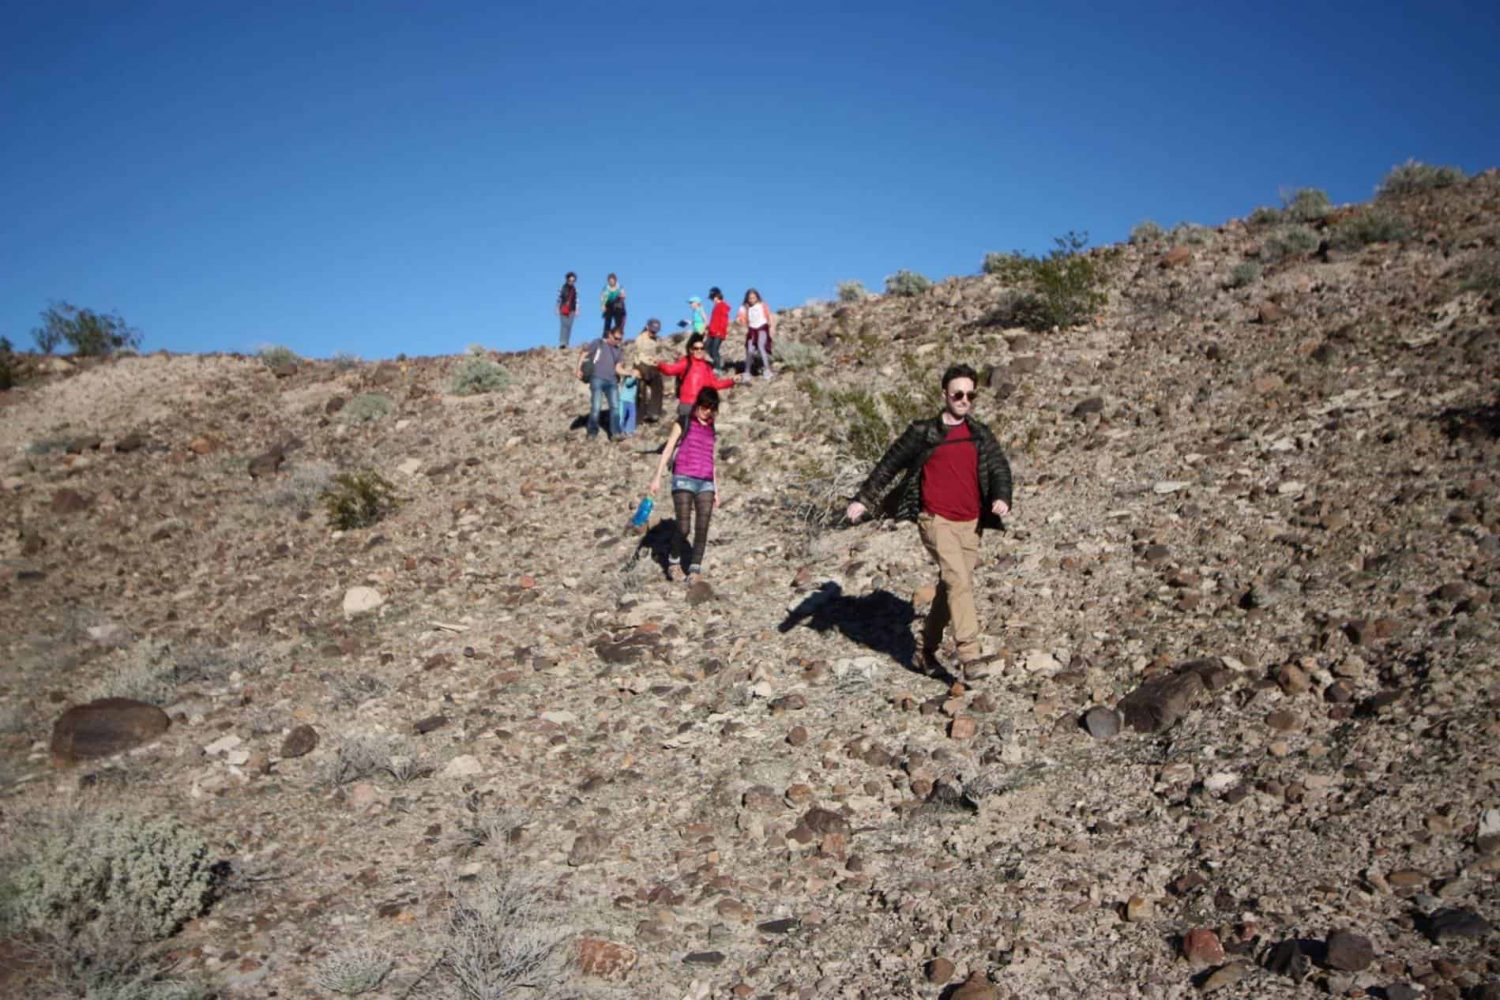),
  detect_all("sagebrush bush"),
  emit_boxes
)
[981,251,1032,282]
[315,948,392,995]
[87,641,177,705]
[1379,159,1466,197]
[268,461,336,510]
[884,270,932,297]
[450,356,510,396]
[1262,225,1320,262]
[774,341,822,372]
[2,810,213,944]
[429,875,573,1000]
[1248,205,1282,226]
[330,351,361,371]
[1330,208,1411,249]
[1227,262,1263,288]
[342,393,393,423]
[33,302,141,356]
[1128,220,1165,245]
[320,470,398,530]
[258,345,299,368]
[320,732,429,787]
[802,358,931,468]
[1282,188,1332,223]
[836,281,868,303]
[1169,222,1214,246]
